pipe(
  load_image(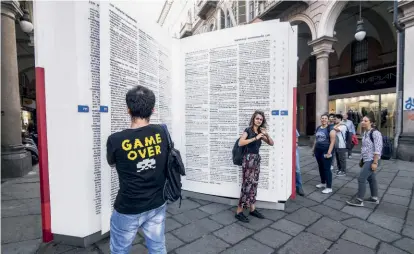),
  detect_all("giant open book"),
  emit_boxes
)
[34,1,297,242]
